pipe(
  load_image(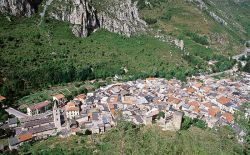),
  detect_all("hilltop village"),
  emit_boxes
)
[1,72,250,150]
